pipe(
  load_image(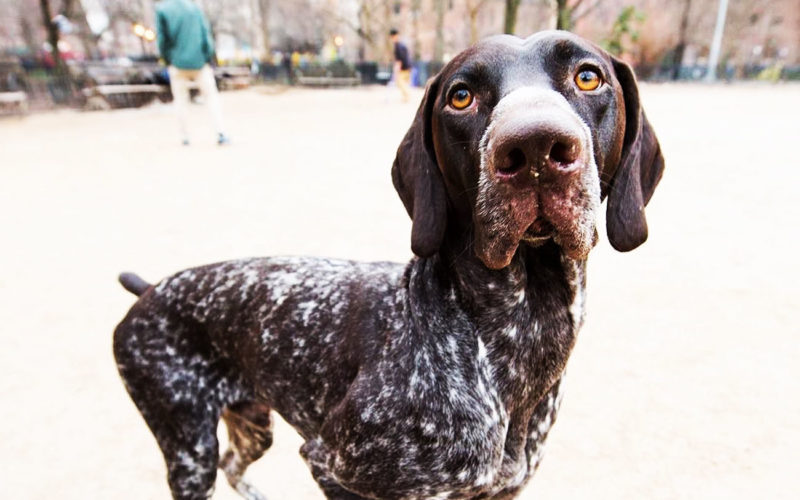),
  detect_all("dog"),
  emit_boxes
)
[114,31,664,500]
